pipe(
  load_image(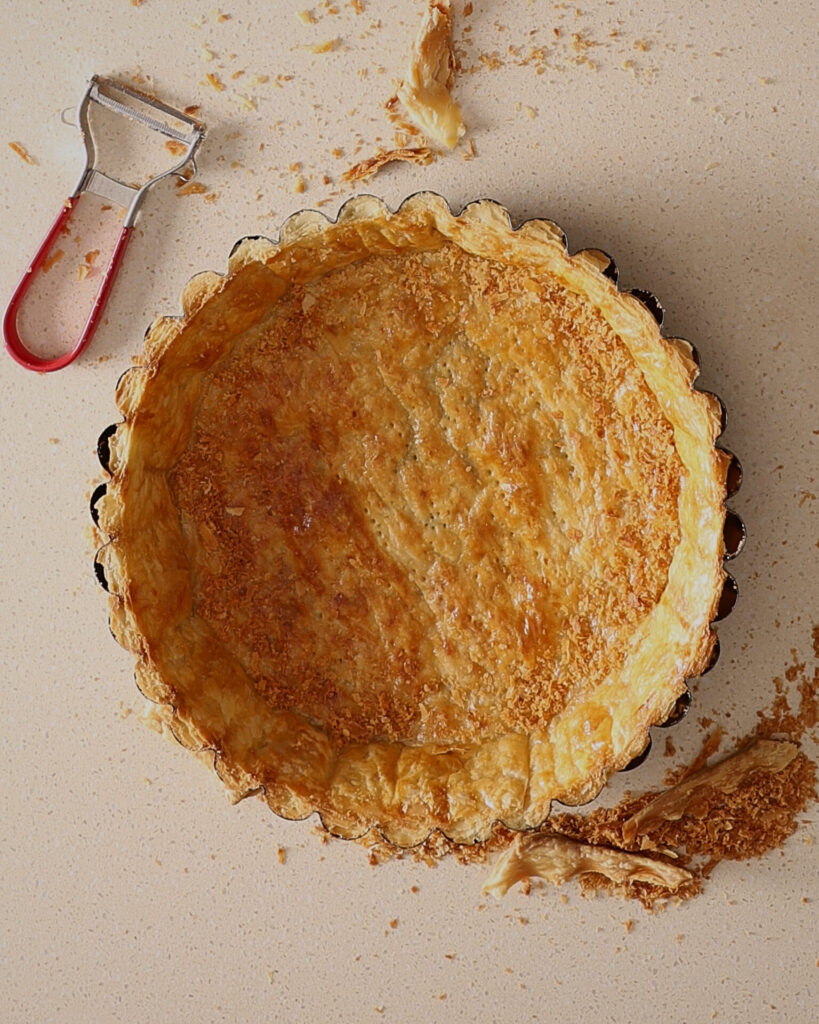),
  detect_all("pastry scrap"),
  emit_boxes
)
[389,0,465,148]
[341,145,435,182]
[306,39,339,54]
[175,180,213,198]
[482,833,694,900]
[8,141,36,165]
[480,736,815,907]
[41,249,64,273]
[621,738,798,843]
[96,194,728,847]
[77,249,100,281]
